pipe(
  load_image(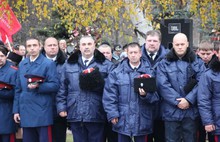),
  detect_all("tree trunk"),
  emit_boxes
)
[125,1,153,45]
